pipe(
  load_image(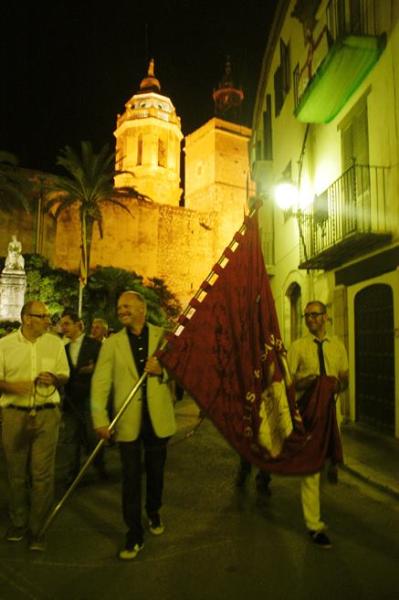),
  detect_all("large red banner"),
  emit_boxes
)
[158,210,342,474]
